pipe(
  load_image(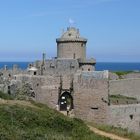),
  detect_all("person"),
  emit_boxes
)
[66,106,70,116]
